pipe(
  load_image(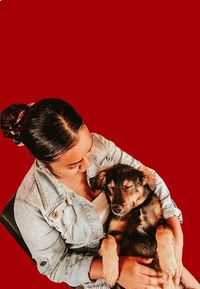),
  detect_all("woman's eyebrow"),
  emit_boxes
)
[67,159,82,166]
[67,139,93,166]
